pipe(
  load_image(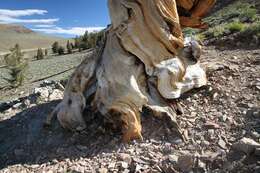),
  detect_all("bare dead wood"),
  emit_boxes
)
[46,0,215,142]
